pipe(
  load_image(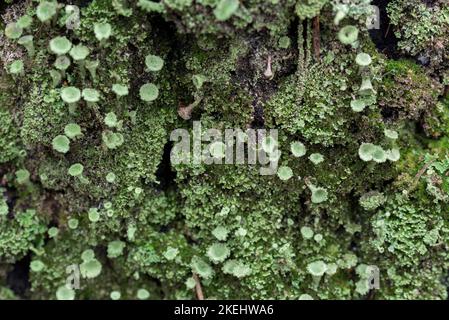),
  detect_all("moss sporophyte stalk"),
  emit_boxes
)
[0,0,448,301]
